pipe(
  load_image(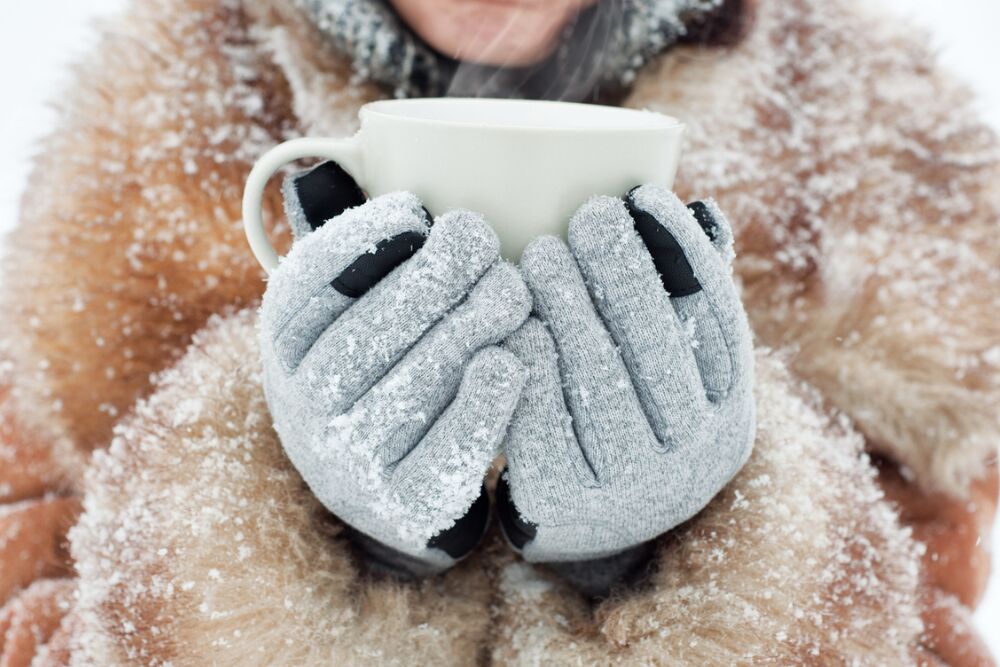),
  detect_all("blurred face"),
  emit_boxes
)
[390,0,595,66]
